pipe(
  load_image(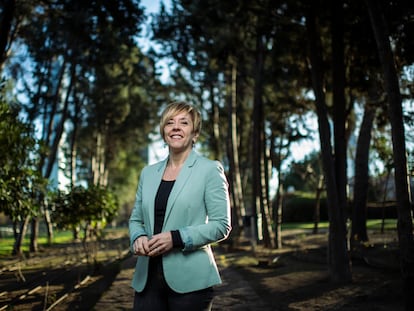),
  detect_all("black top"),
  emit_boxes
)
[154,180,175,234]
[154,180,183,248]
